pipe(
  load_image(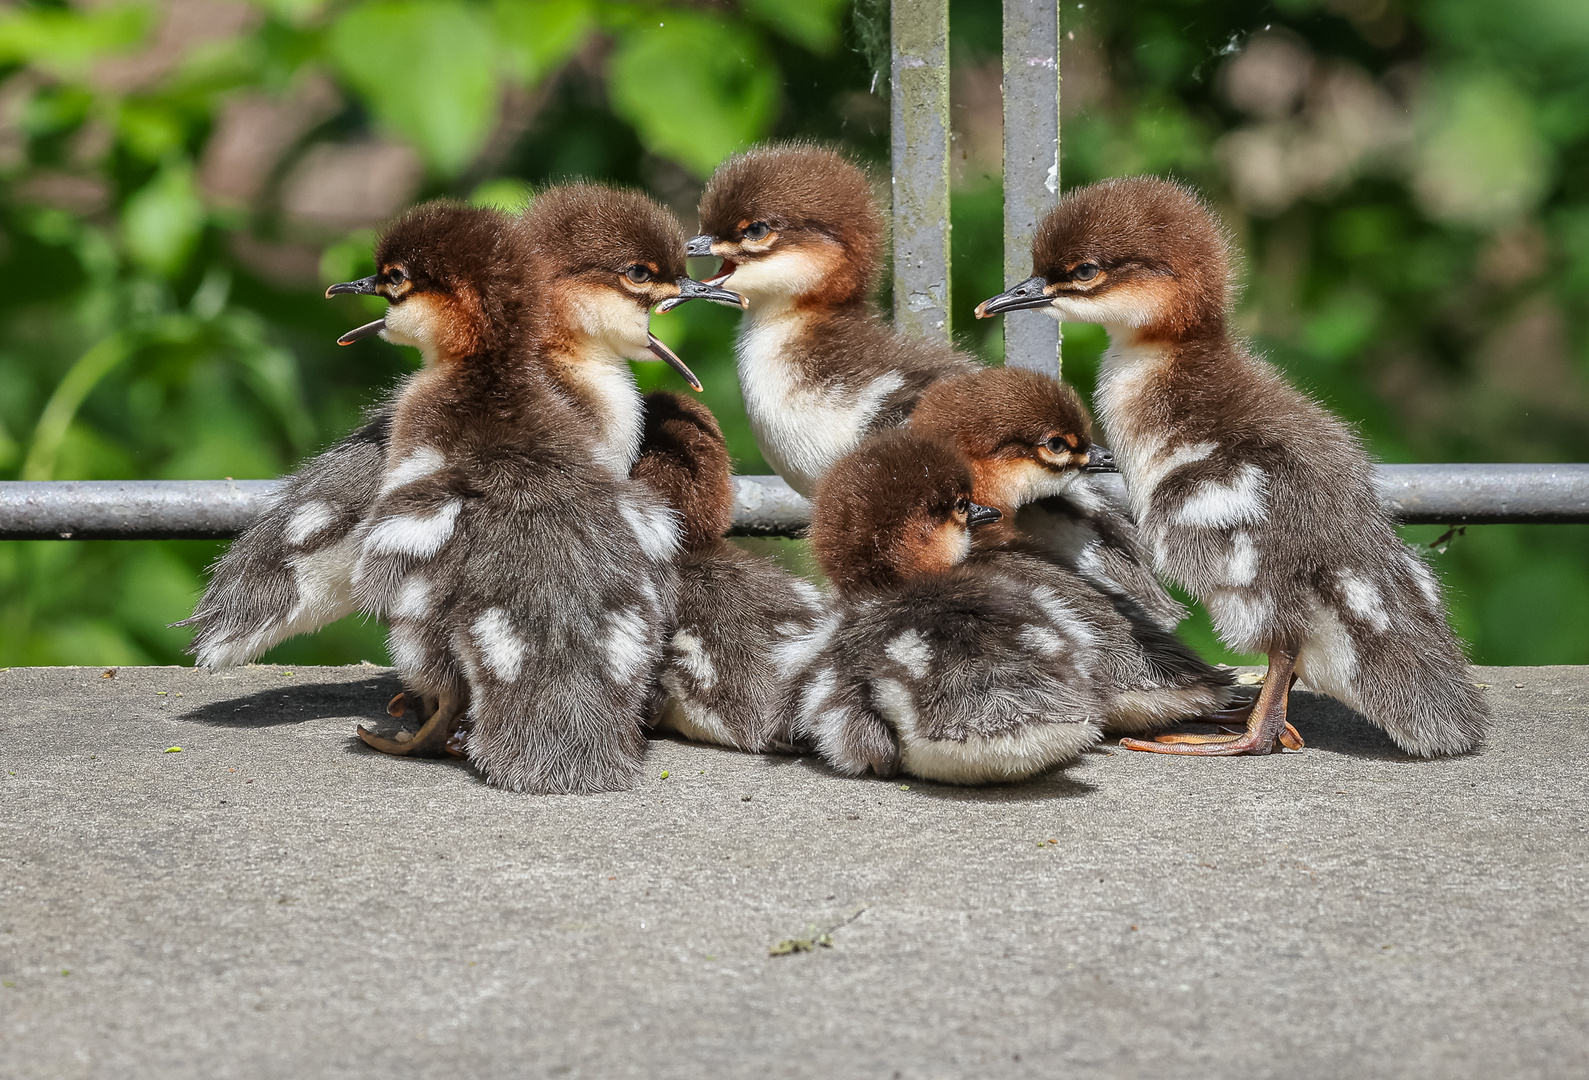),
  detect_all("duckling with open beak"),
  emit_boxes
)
[181,190,738,687]
[976,177,1486,758]
[673,142,978,497]
[340,189,744,791]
